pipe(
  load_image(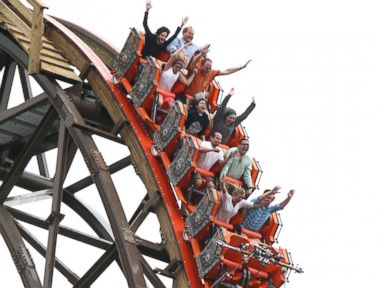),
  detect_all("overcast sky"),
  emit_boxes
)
[2,0,384,287]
